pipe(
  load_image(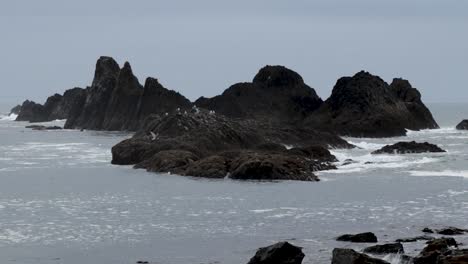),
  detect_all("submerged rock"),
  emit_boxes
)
[363,243,404,254]
[436,227,468,236]
[336,232,378,243]
[305,71,438,137]
[332,248,389,264]
[396,235,435,243]
[455,120,468,130]
[372,141,446,154]
[247,241,305,264]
